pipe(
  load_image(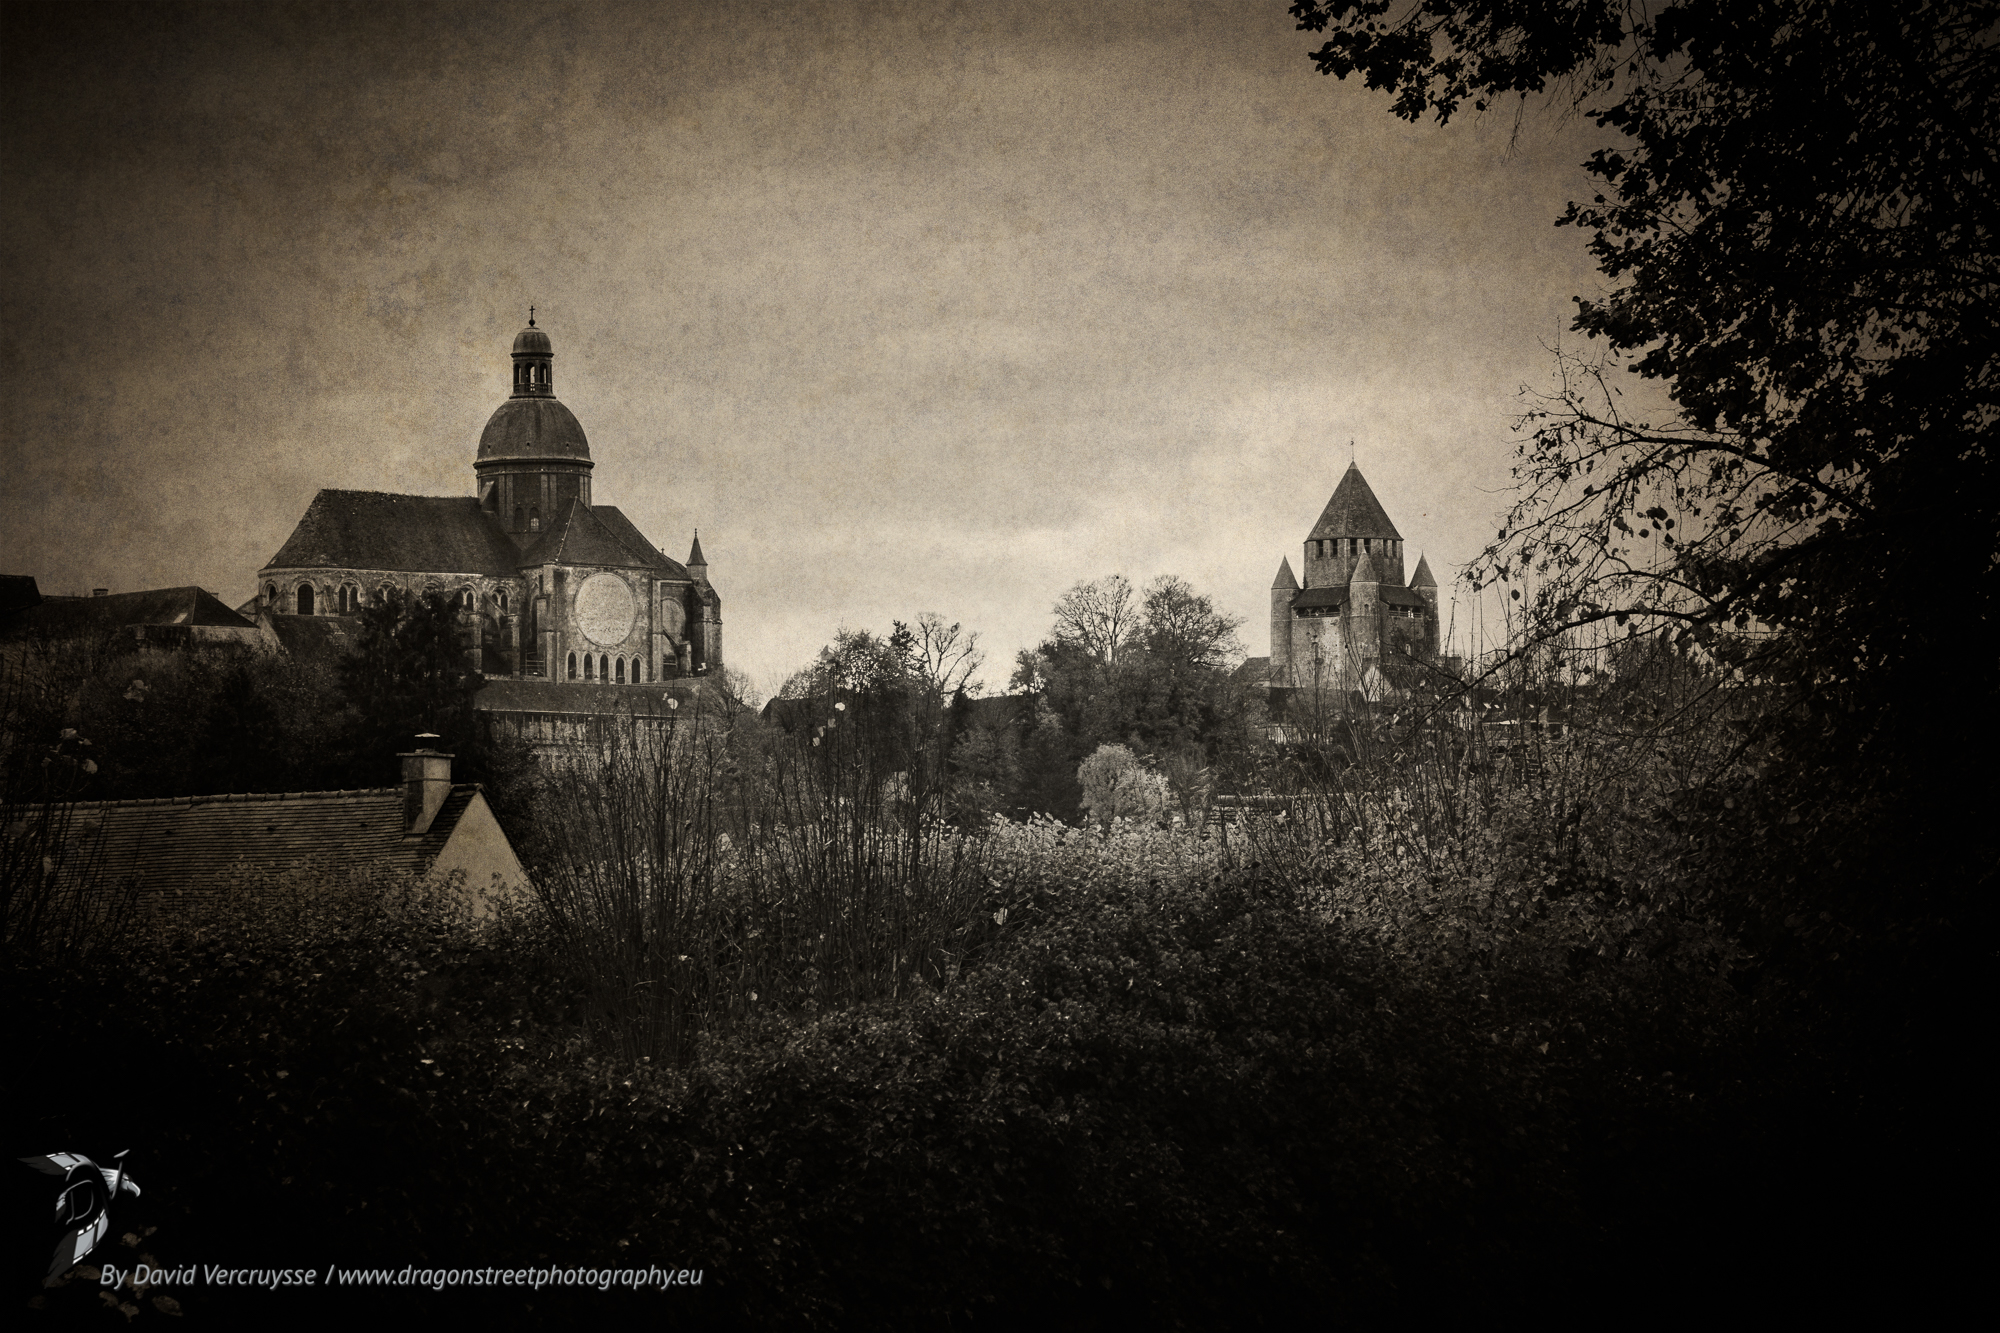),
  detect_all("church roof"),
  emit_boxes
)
[264,492,524,578]
[1271,556,1298,590]
[1292,586,1348,609]
[1411,554,1437,588]
[687,532,707,568]
[476,396,591,463]
[517,500,682,574]
[1308,463,1403,541]
[594,507,690,578]
[1350,549,1379,583]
